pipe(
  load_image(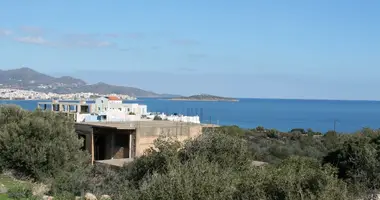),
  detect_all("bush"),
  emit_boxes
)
[217,125,246,137]
[235,156,350,200]
[122,137,182,186]
[153,115,162,120]
[7,184,34,200]
[0,106,90,184]
[267,129,279,138]
[323,135,380,197]
[255,126,265,132]
[130,156,237,200]
[179,131,252,170]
